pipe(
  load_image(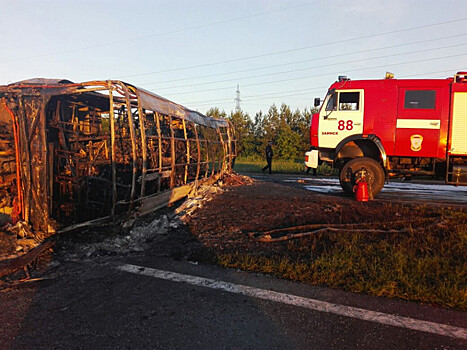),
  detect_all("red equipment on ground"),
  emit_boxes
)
[353,178,369,202]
